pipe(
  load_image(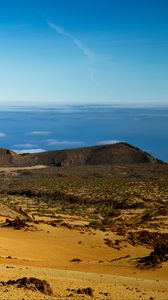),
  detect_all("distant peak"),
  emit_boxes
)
[0,148,17,156]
